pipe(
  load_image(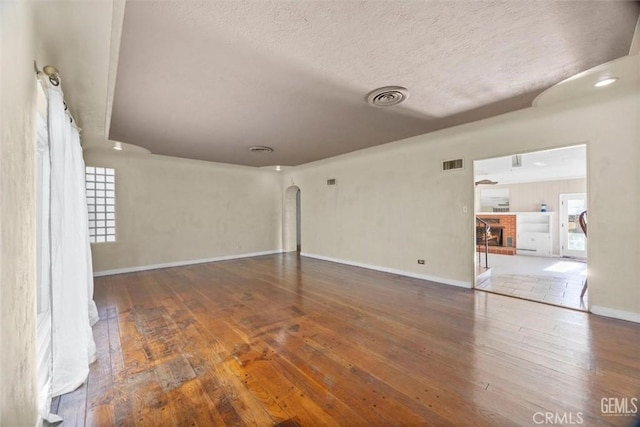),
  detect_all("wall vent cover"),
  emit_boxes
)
[327,178,336,185]
[442,158,464,171]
